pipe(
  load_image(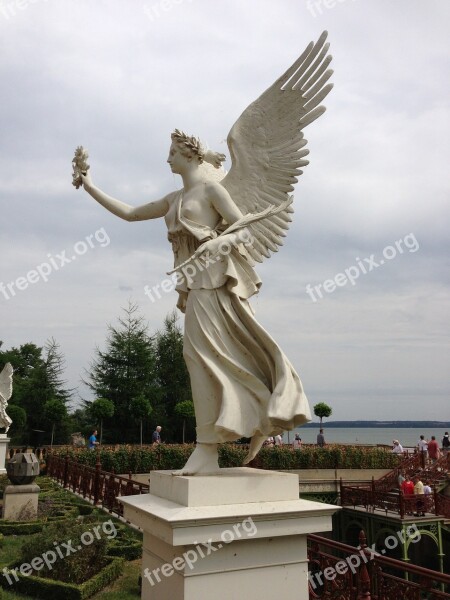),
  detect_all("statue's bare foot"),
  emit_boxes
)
[172,443,220,476]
